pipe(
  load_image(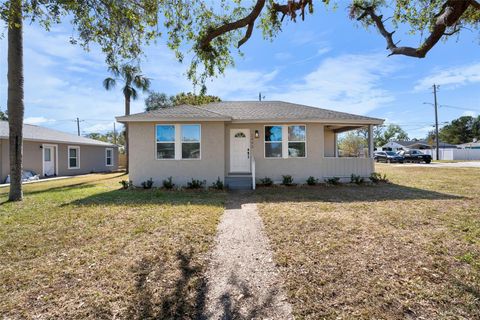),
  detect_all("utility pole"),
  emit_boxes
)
[113,122,117,145]
[258,92,262,102]
[433,84,440,160]
[76,117,81,136]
